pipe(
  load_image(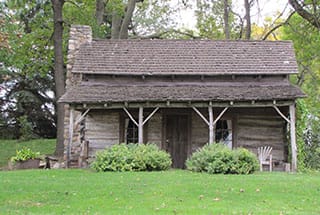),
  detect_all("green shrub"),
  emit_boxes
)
[10,147,40,163]
[186,143,258,174]
[233,148,259,174]
[91,143,172,172]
